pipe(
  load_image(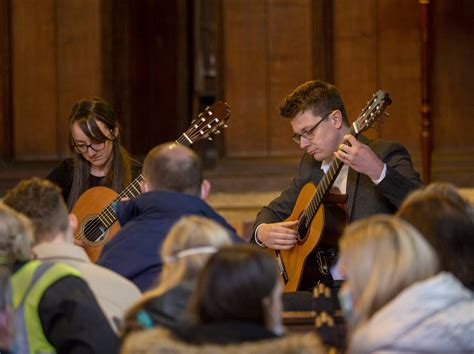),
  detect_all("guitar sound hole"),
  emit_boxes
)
[296,217,308,242]
[83,218,107,243]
